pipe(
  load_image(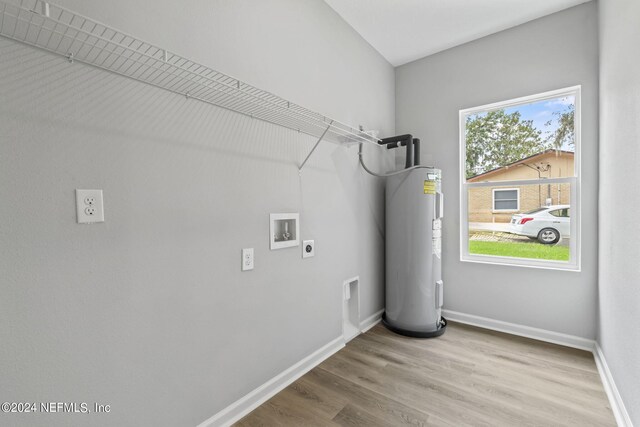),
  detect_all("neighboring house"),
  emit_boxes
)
[468,149,574,223]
